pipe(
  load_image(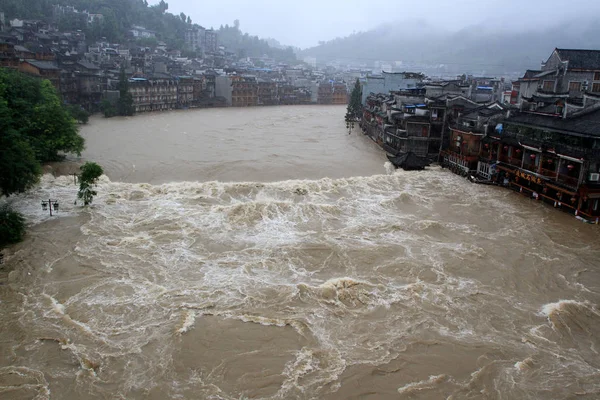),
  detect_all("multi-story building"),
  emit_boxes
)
[361,71,424,104]
[231,75,258,107]
[185,26,205,52]
[511,48,600,106]
[176,76,194,108]
[484,105,600,221]
[0,41,18,68]
[440,103,506,176]
[204,29,217,53]
[128,73,177,113]
[258,79,278,105]
[318,81,333,104]
[332,82,348,104]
